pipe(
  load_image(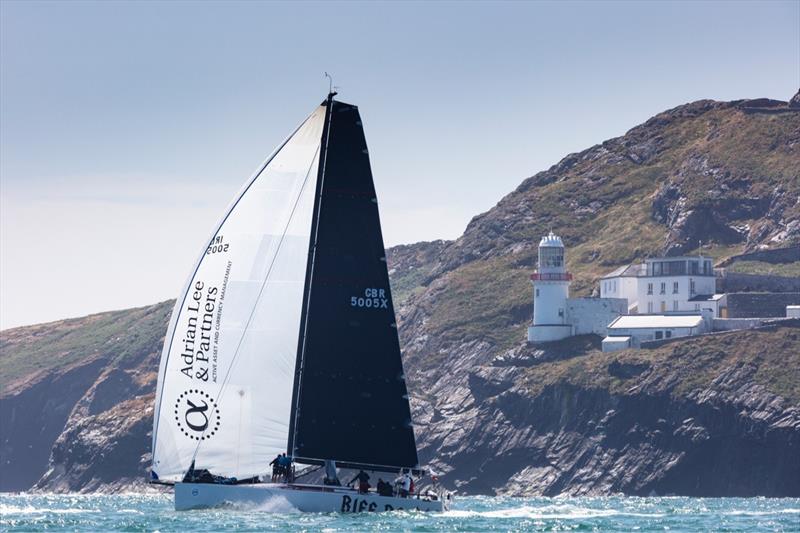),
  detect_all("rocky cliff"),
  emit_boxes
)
[1,93,798,495]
